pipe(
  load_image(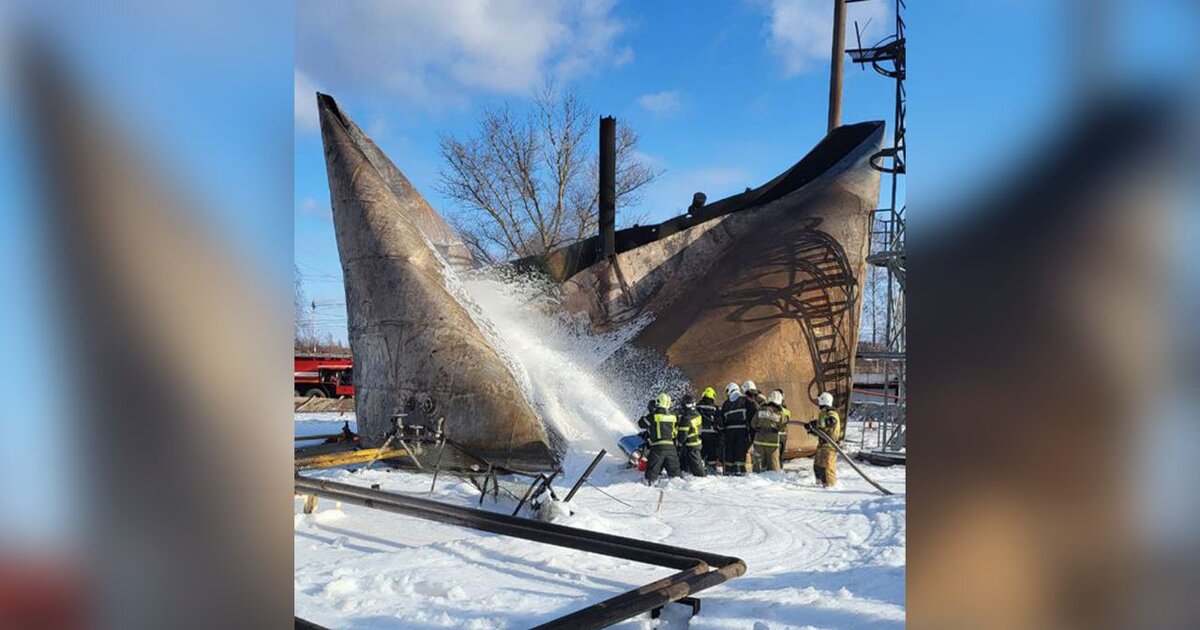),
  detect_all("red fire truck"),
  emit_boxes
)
[294,353,354,398]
